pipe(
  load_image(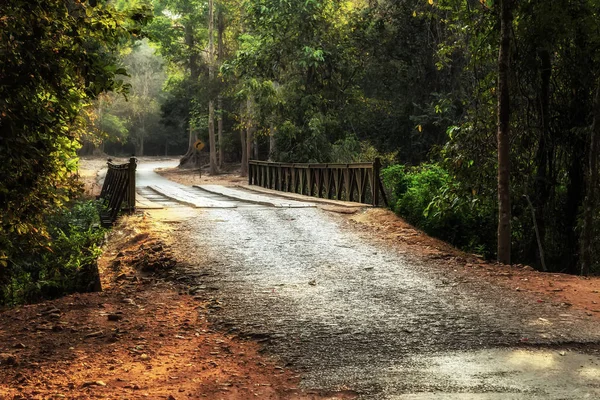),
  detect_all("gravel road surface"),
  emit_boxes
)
[140,160,600,399]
